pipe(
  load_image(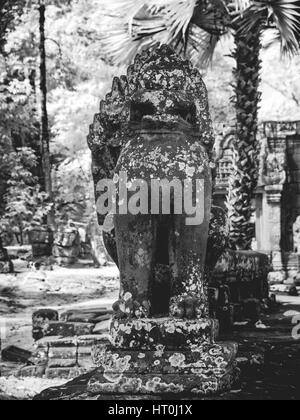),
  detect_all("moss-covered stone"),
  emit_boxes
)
[110,318,219,350]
